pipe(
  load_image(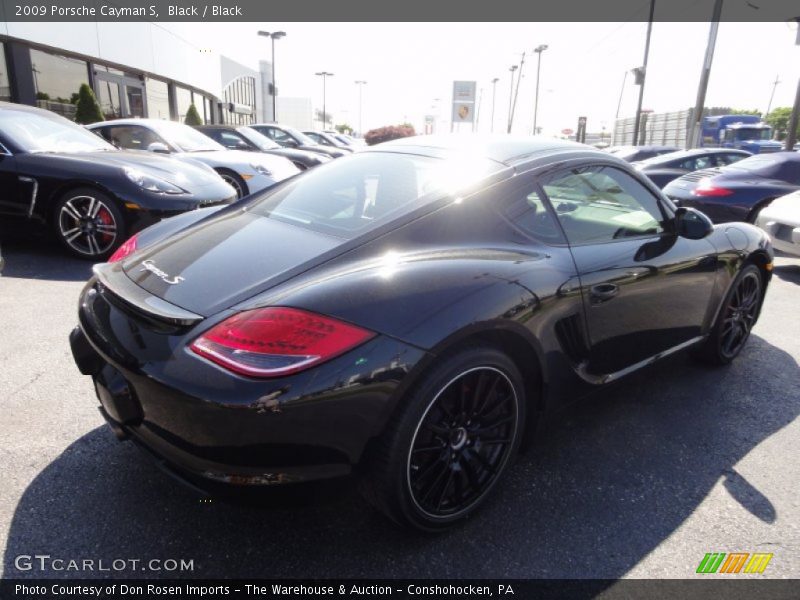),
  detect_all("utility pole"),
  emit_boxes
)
[532,44,548,135]
[507,65,518,133]
[632,0,656,146]
[615,70,628,121]
[688,0,724,149]
[765,75,781,119]
[509,52,526,133]
[785,18,800,151]
[490,77,499,133]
